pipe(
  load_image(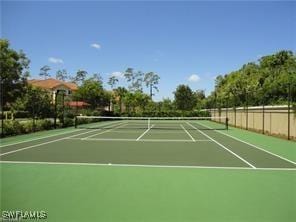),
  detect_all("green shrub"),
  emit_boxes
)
[22,121,34,133]
[65,112,75,119]
[3,120,25,136]
[92,110,102,116]
[63,118,74,127]
[38,119,53,130]
[2,119,55,137]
